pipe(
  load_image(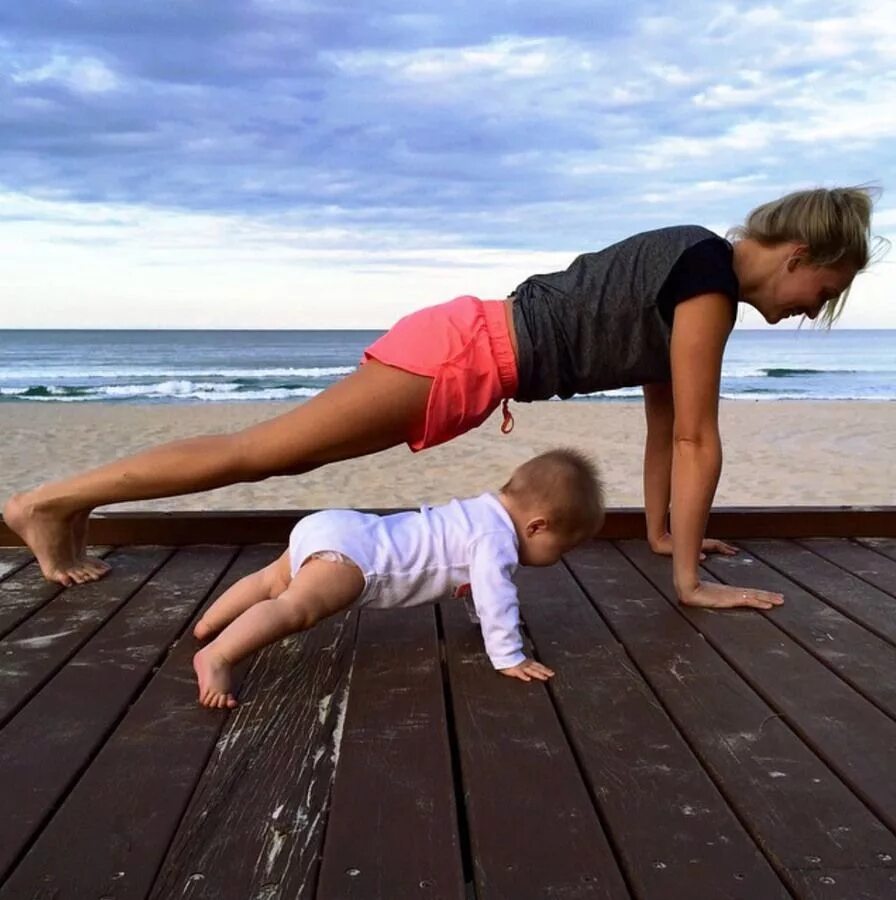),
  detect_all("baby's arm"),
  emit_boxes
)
[468,535,554,682]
